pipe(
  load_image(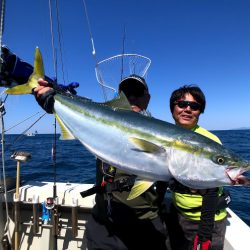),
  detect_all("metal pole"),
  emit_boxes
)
[10,151,31,250]
[14,160,20,250]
